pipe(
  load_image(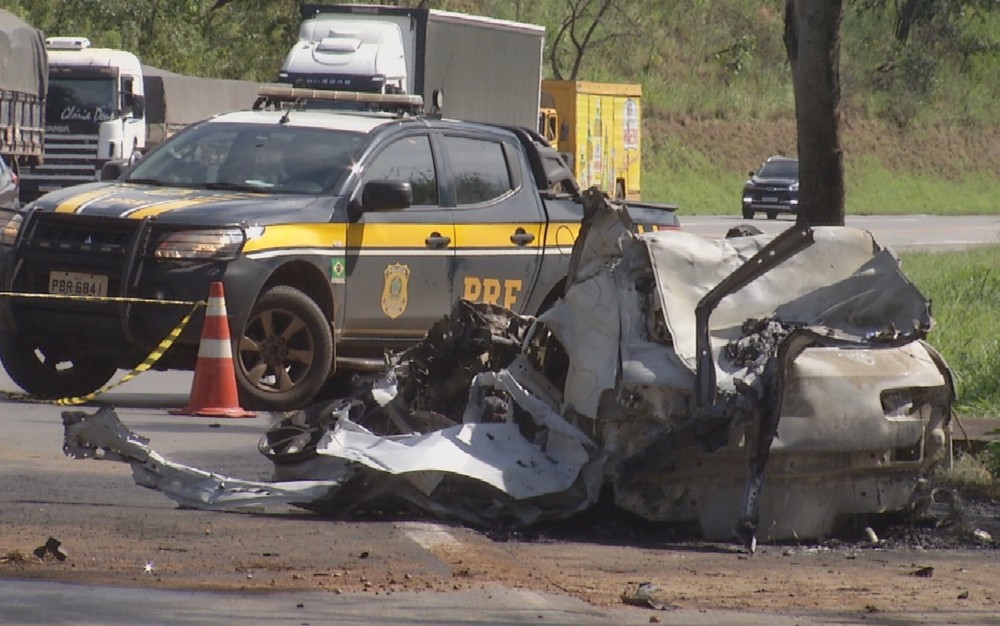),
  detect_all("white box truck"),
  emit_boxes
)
[279,3,545,129]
